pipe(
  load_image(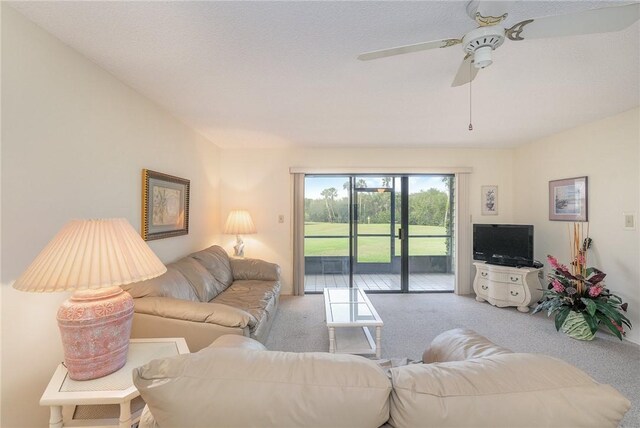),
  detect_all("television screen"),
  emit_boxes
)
[473,224,534,267]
